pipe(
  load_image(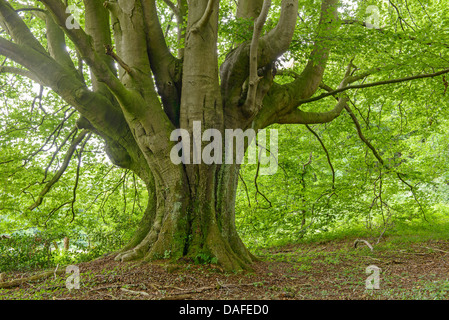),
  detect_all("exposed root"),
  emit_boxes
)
[115,249,144,262]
